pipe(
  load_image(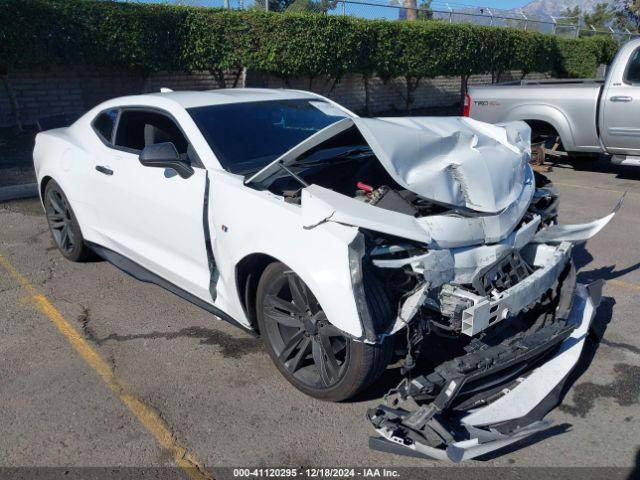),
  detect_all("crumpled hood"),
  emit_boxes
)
[353,117,531,214]
[246,115,532,215]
